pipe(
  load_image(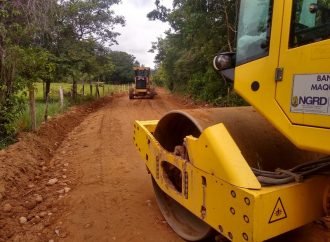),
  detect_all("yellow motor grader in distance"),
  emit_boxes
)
[129,67,156,99]
[134,0,330,241]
